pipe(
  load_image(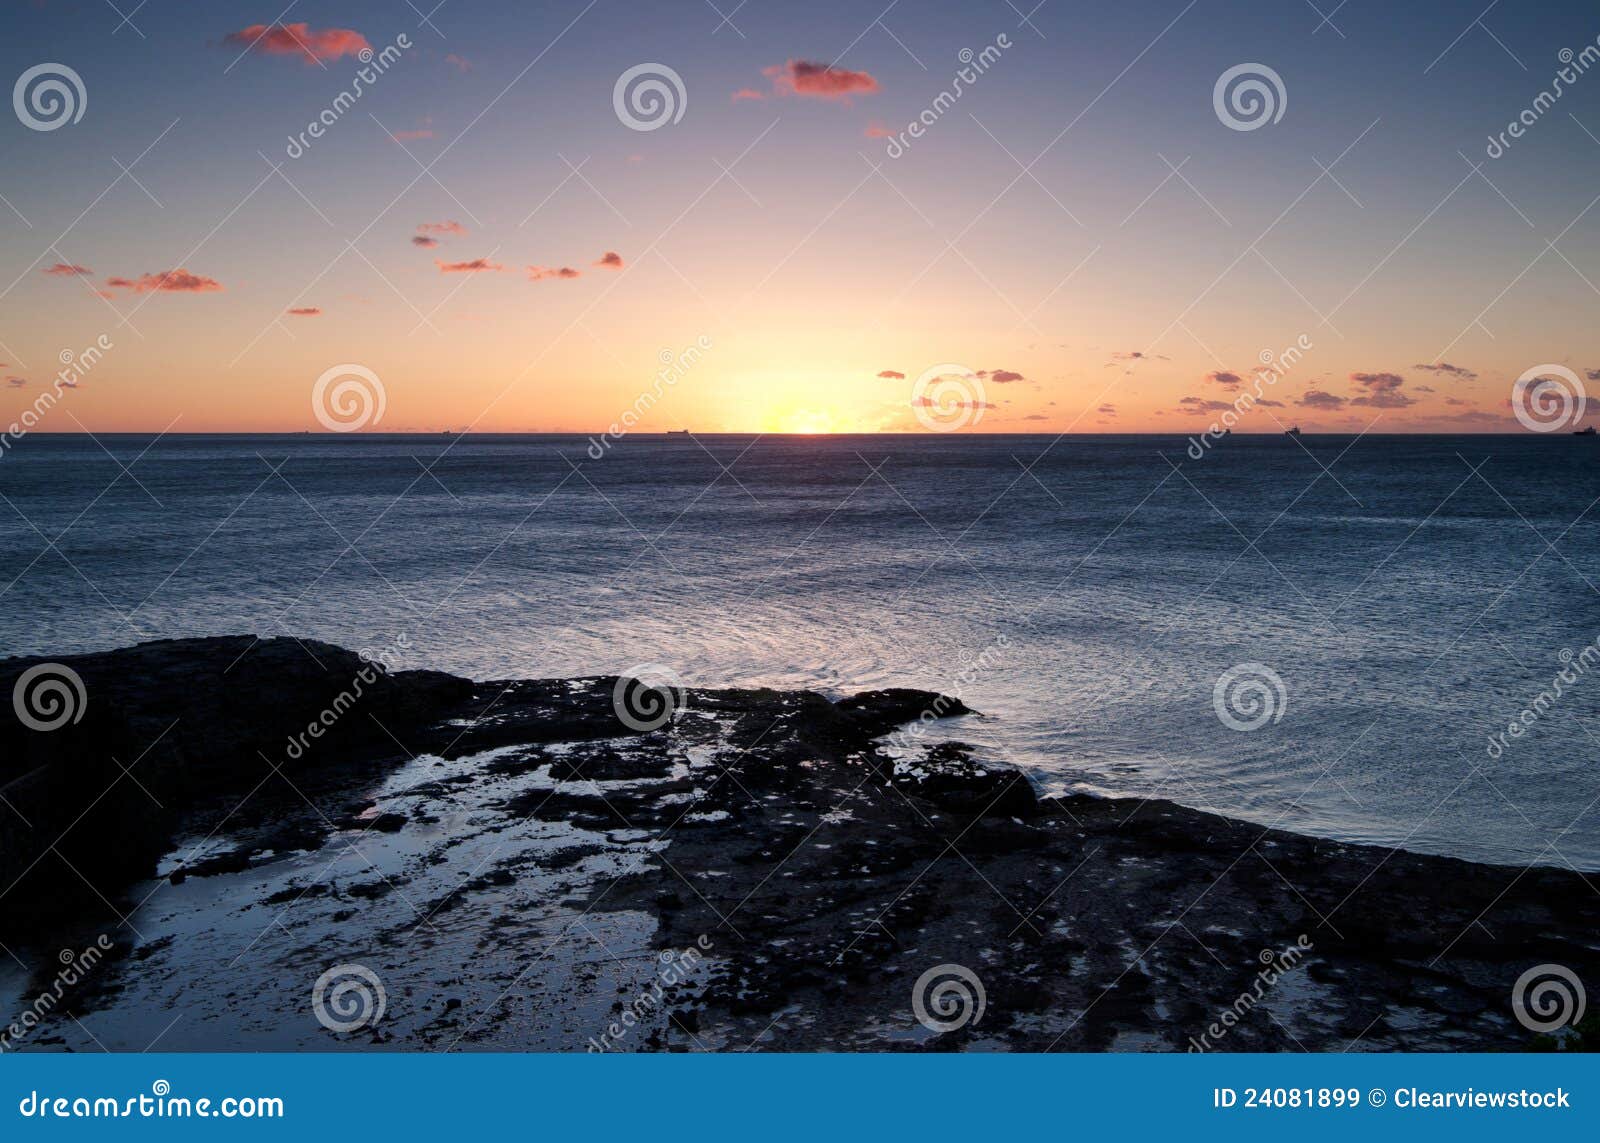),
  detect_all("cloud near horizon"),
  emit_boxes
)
[1349,371,1414,408]
[222,23,371,64]
[877,370,905,379]
[978,369,1025,383]
[1297,389,1347,410]
[1414,361,1477,380]
[436,258,504,273]
[762,60,880,102]
[105,269,223,293]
